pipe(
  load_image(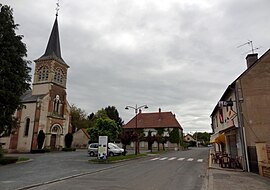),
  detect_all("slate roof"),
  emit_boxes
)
[20,90,46,103]
[124,111,183,130]
[36,16,67,66]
